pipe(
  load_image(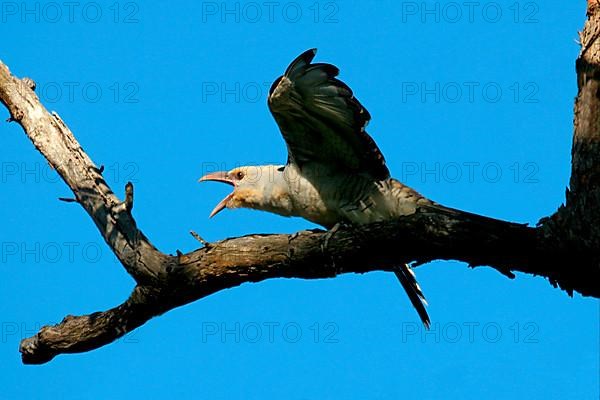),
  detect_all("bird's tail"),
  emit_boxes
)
[394,264,430,329]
